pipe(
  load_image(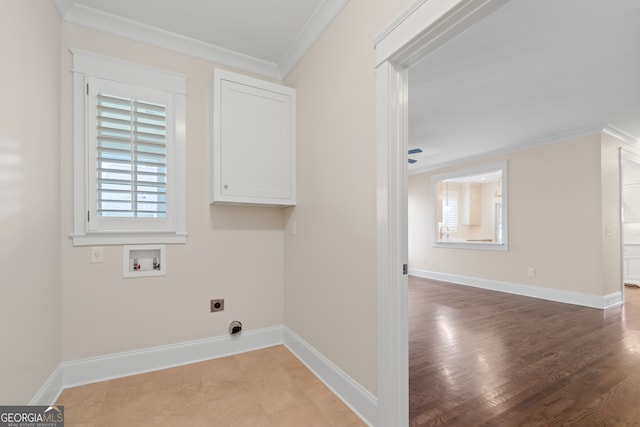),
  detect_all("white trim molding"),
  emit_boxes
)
[31,325,375,427]
[29,366,64,406]
[33,326,282,405]
[375,1,512,425]
[410,268,624,309]
[55,0,350,80]
[62,4,281,79]
[278,0,351,78]
[376,60,410,427]
[409,126,601,175]
[283,327,377,426]
[70,49,187,246]
[374,0,509,67]
[62,326,283,389]
[431,160,509,251]
[604,124,640,148]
